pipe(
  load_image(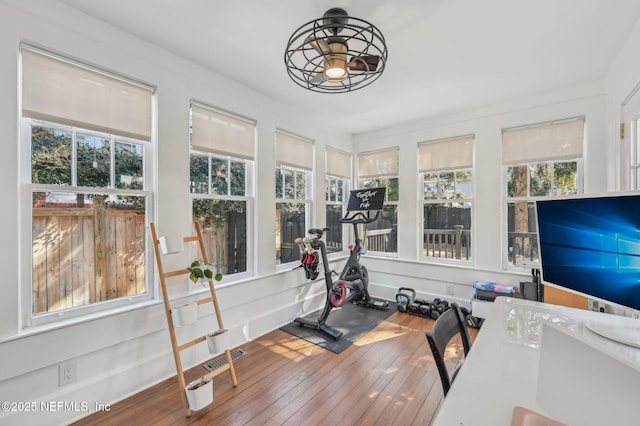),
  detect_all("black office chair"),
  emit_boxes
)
[426,302,472,396]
